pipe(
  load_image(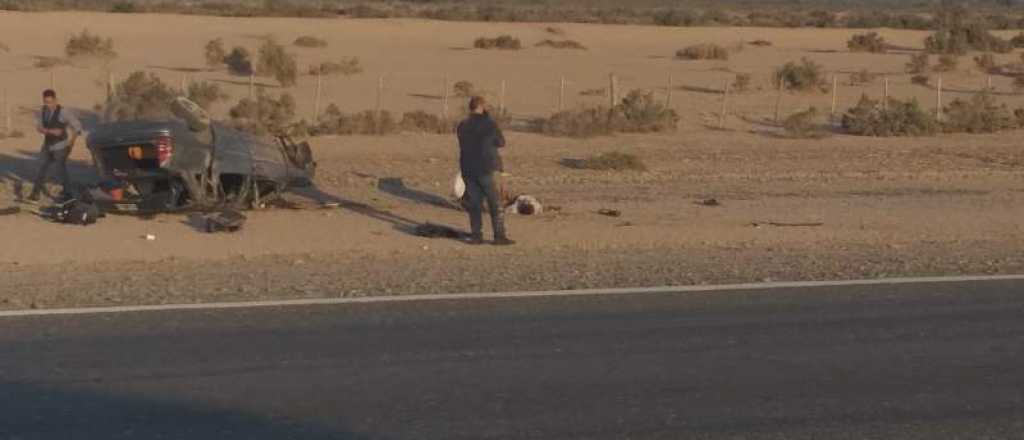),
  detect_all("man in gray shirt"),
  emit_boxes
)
[28,89,82,202]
